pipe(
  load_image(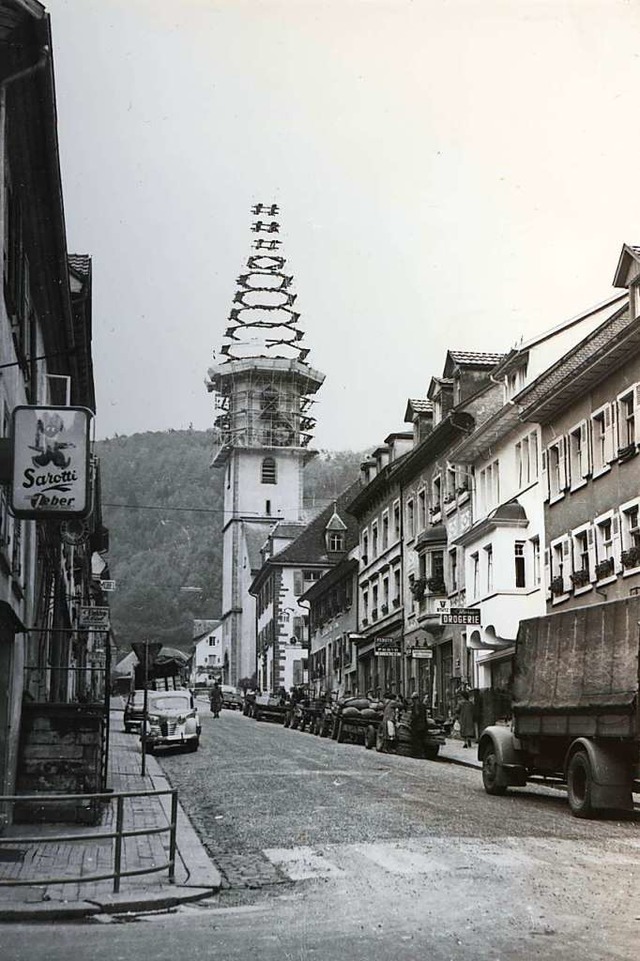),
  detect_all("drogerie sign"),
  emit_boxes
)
[11,406,92,519]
